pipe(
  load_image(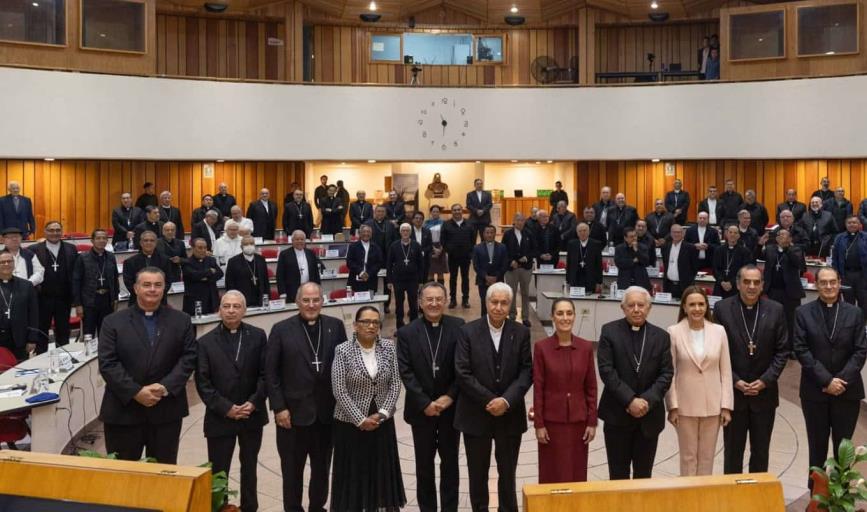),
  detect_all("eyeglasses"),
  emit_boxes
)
[356,319,381,327]
[0,261,14,265]
[817,280,839,288]
[422,297,446,304]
